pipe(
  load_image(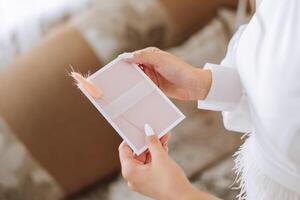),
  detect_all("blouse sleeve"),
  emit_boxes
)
[198,25,247,111]
[197,25,253,133]
[198,63,243,111]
